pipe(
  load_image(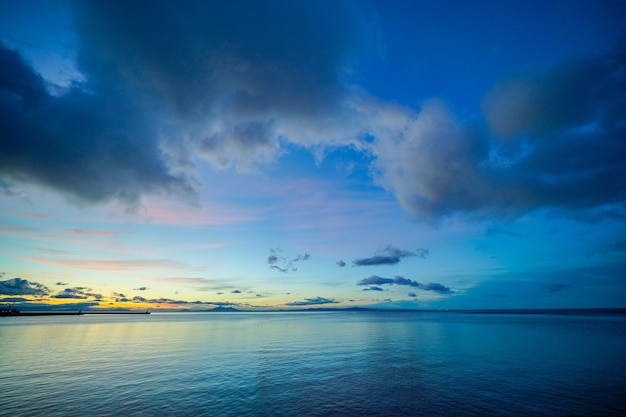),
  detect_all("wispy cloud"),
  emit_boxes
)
[38,247,72,255]
[545,283,573,293]
[60,228,117,236]
[486,226,522,238]
[352,245,428,267]
[268,248,310,273]
[24,257,186,271]
[285,296,339,306]
[0,222,38,235]
[145,277,234,292]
